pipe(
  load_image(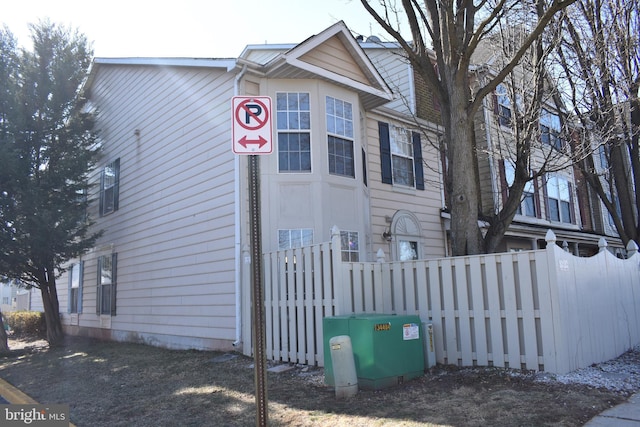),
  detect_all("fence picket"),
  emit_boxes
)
[313,243,326,366]
[469,257,488,366]
[264,252,275,361]
[484,255,505,367]
[303,245,315,365]
[428,262,445,363]
[454,257,473,366]
[404,261,418,315]
[362,263,376,312]
[500,254,522,369]
[517,251,539,370]
[440,259,458,364]
[415,262,429,320]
